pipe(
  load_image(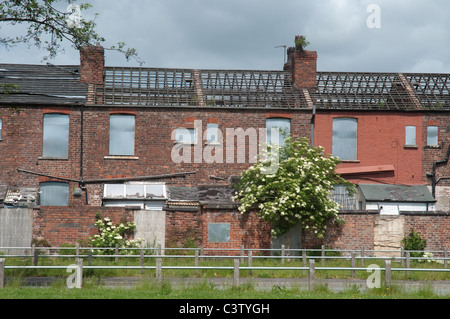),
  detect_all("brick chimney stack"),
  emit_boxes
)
[284,36,317,89]
[80,44,104,104]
